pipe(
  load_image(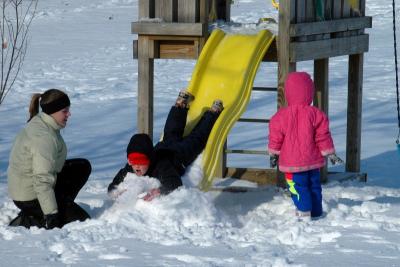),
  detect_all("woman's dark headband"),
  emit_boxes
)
[40,94,70,115]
